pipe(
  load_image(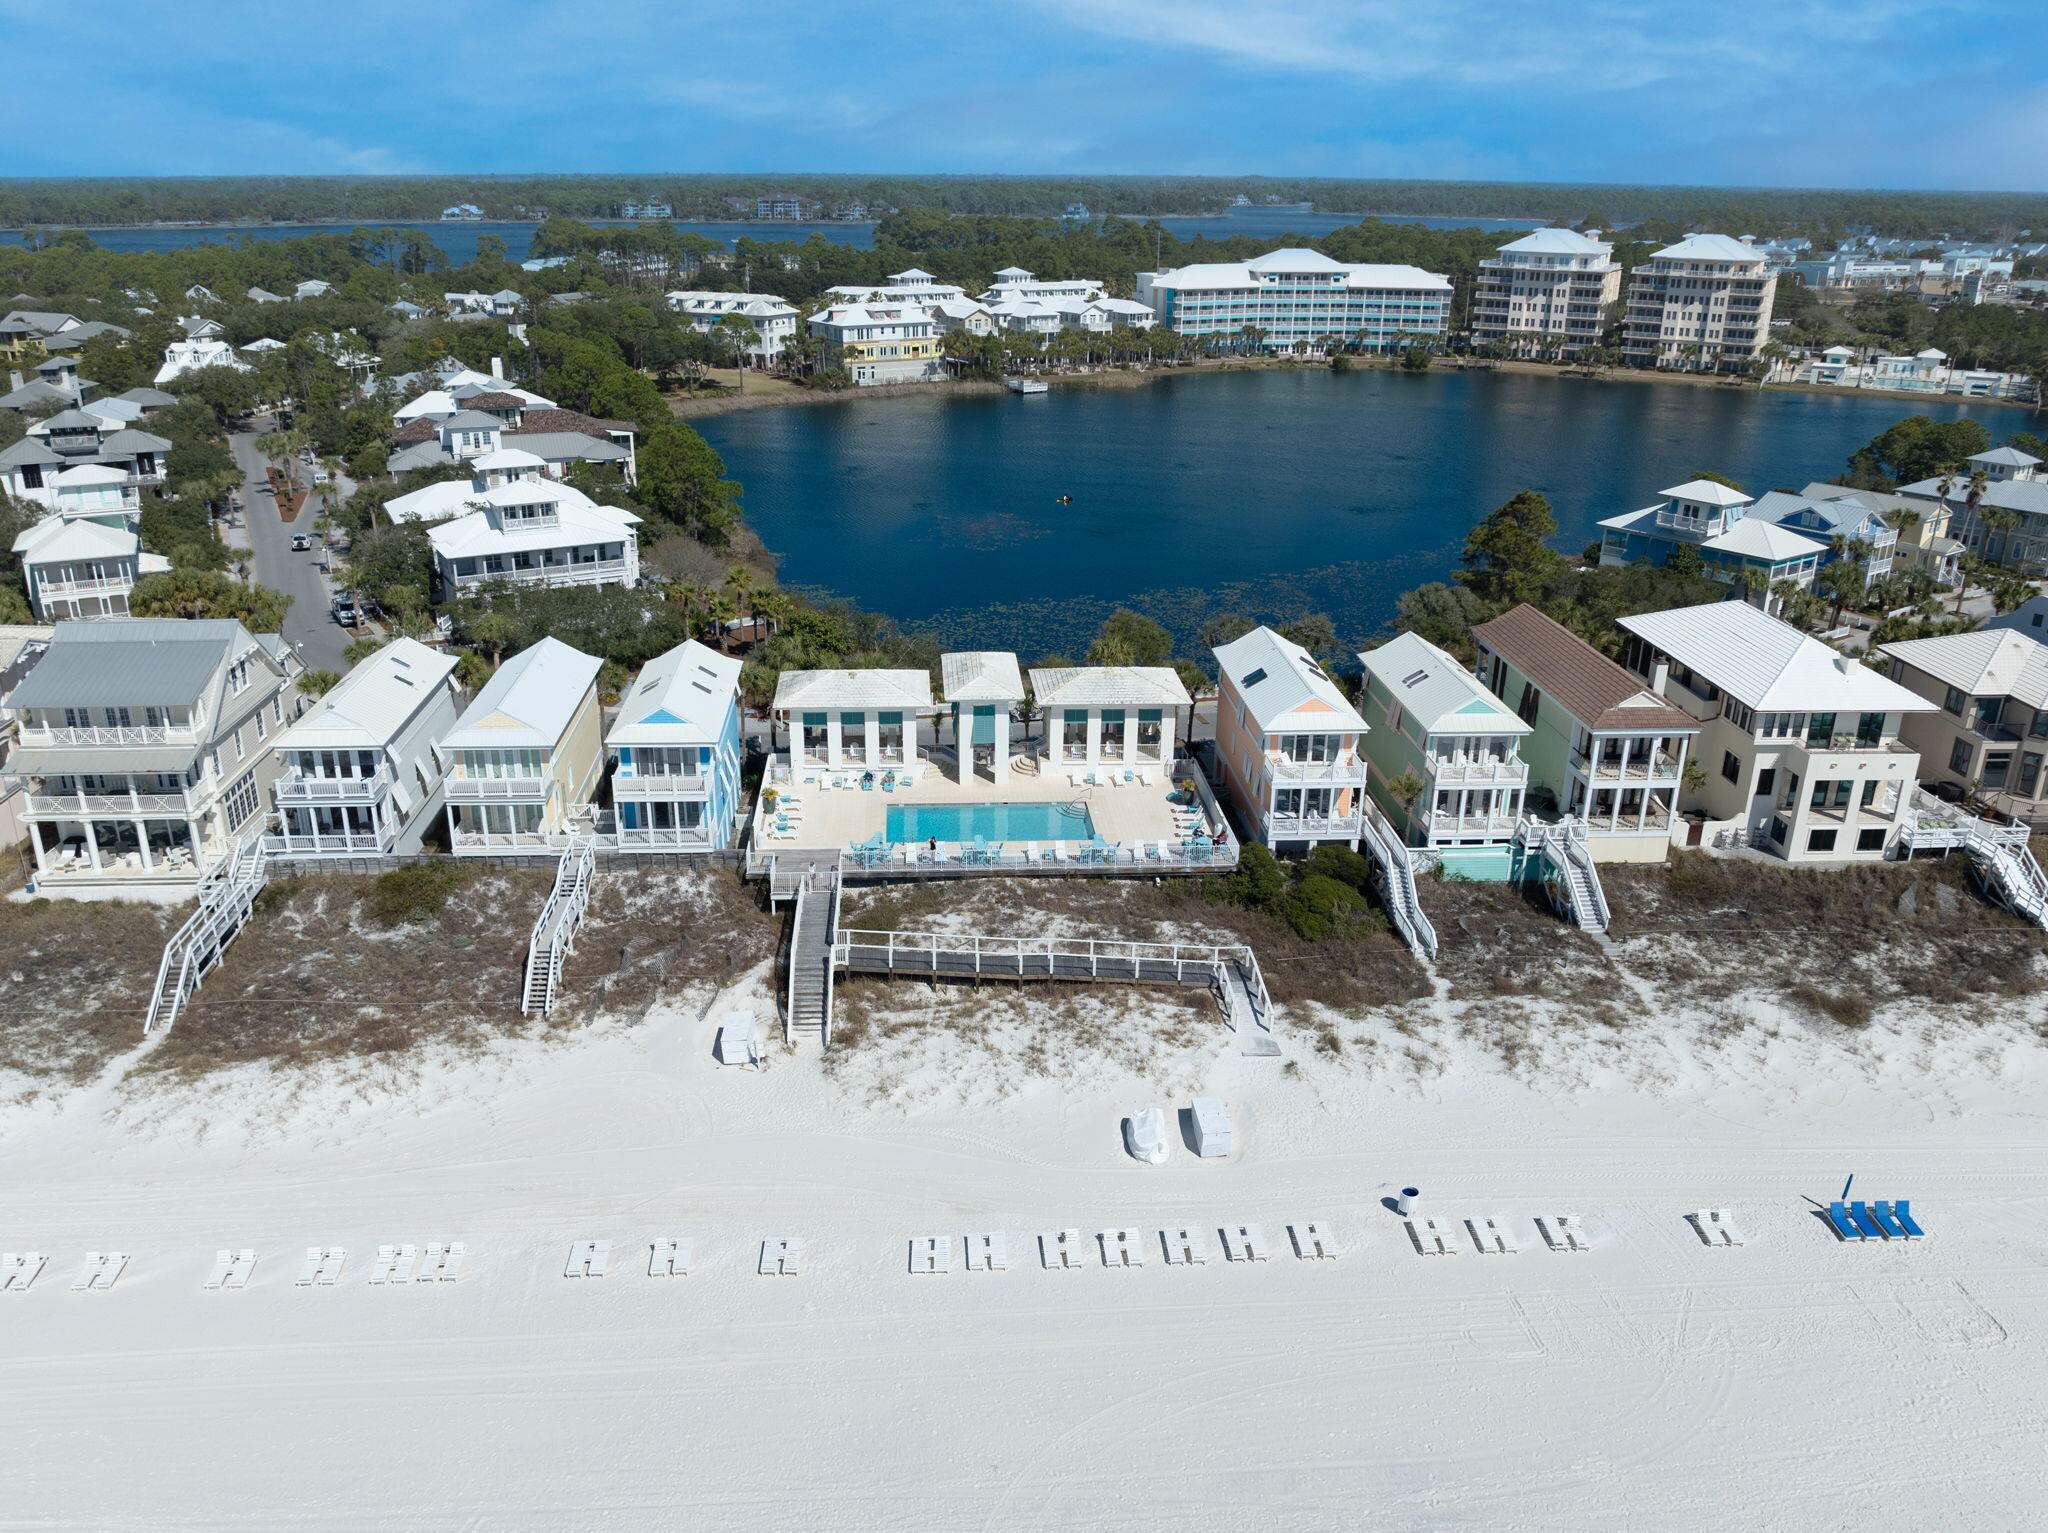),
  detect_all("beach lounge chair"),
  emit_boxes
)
[1848,1202,1888,1239]
[1,1252,48,1291]
[1040,1230,1082,1269]
[1289,1222,1334,1260]
[1161,1227,1208,1265]
[205,1250,236,1289]
[966,1233,1007,1271]
[73,1252,126,1290]
[1023,841,1038,865]
[1099,1229,1145,1268]
[910,1236,952,1275]
[649,1239,691,1277]
[1691,1209,1746,1246]
[1872,1201,1918,1238]
[1468,1216,1519,1254]
[1825,1201,1866,1241]
[1221,1224,1271,1262]
[1890,1200,1926,1238]
[1537,1215,1591,1251]
[564,1239,610,1278]
[1408,1218,1458,1256]
[760,1238,803,1275]
[224,1249,256,1289]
